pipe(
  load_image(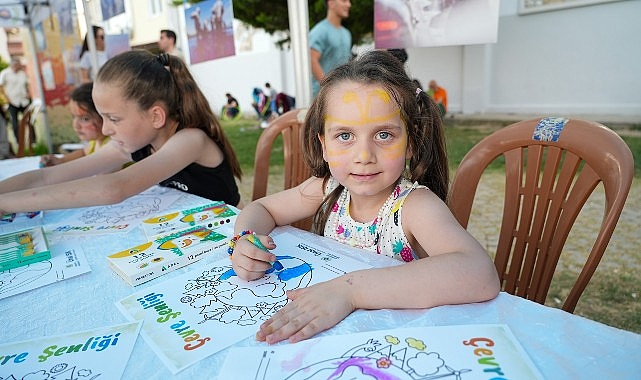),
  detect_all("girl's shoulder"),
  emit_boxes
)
[401,182,444,213]
[168,127,211,146]
[152,128,211,159]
